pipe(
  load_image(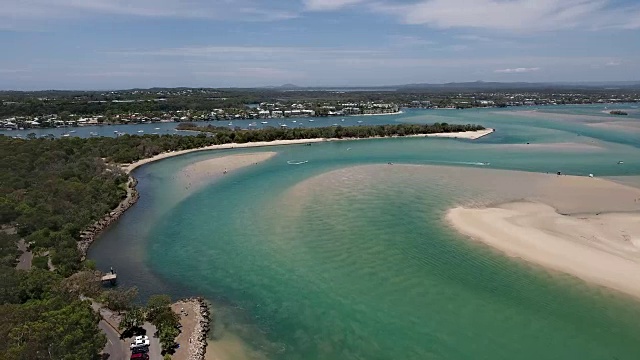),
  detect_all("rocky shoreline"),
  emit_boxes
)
[176,297,212,360]
[77,176,139,260]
